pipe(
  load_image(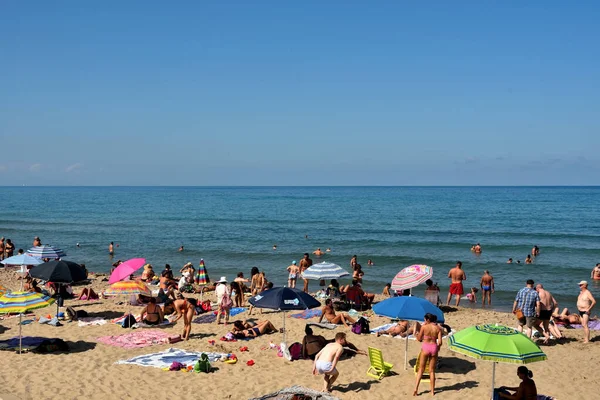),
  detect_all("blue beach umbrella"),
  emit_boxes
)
[373,296,445,370]
[301,262,350,280]
[249,287,321,343]
[1,254,44,267]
